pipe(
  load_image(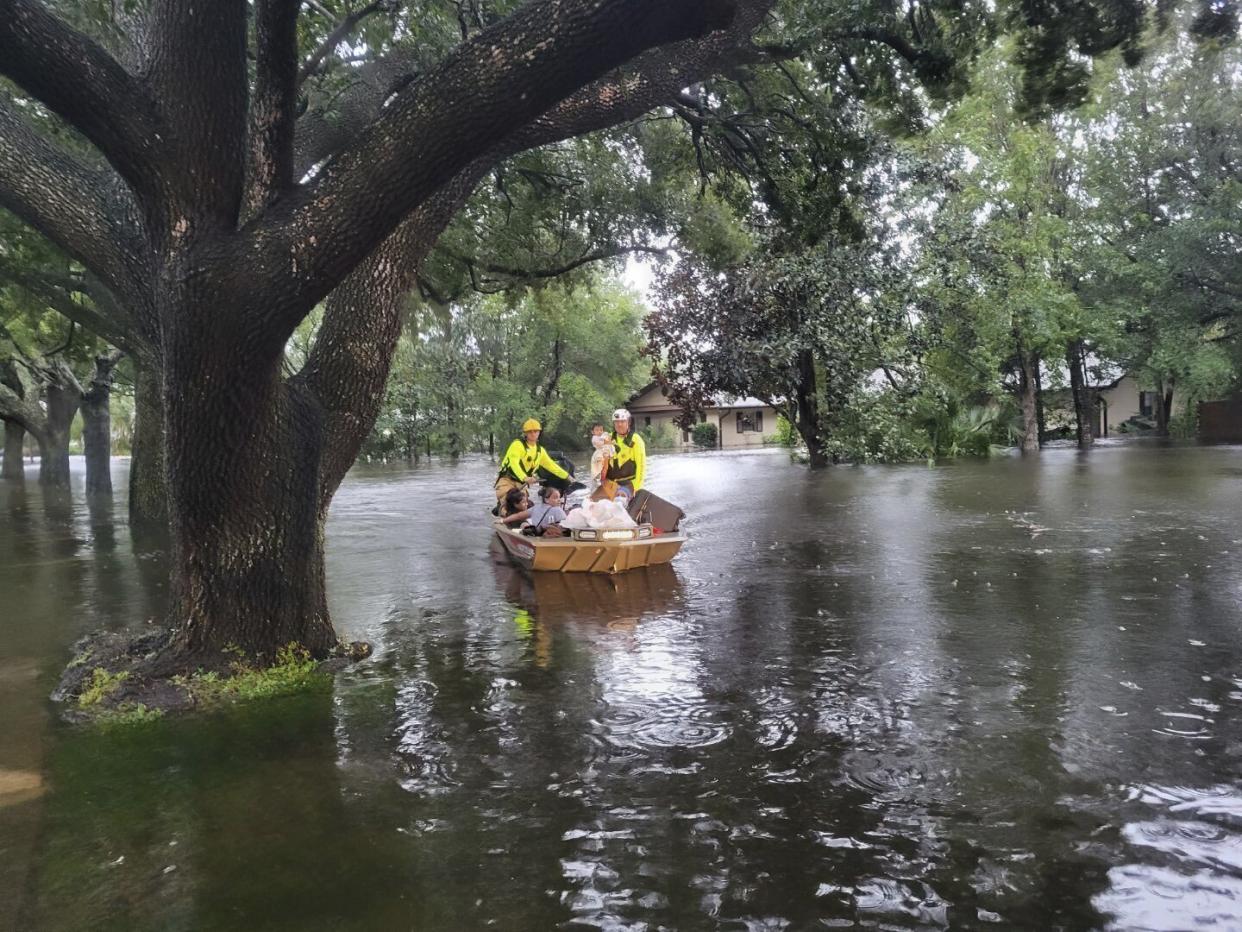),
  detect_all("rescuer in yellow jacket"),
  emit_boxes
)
[604,407,645,494]
[495,418,569,501]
